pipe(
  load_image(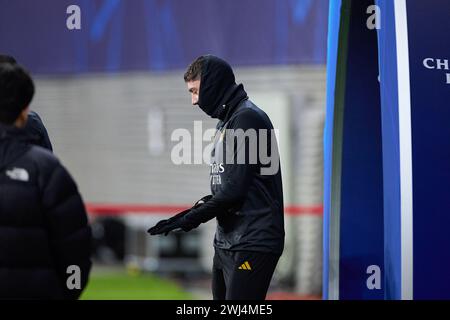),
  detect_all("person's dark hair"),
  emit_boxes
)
[184,56,205,82]
[0,54,17,64]
[0,63,35,124]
